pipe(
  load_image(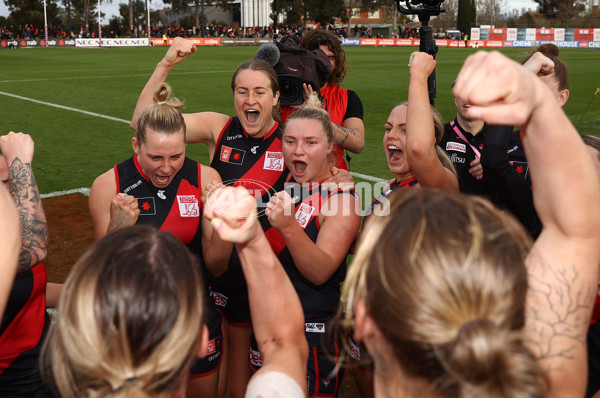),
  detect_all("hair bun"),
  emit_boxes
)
[448,318,546,397]
[536,43,560,58]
